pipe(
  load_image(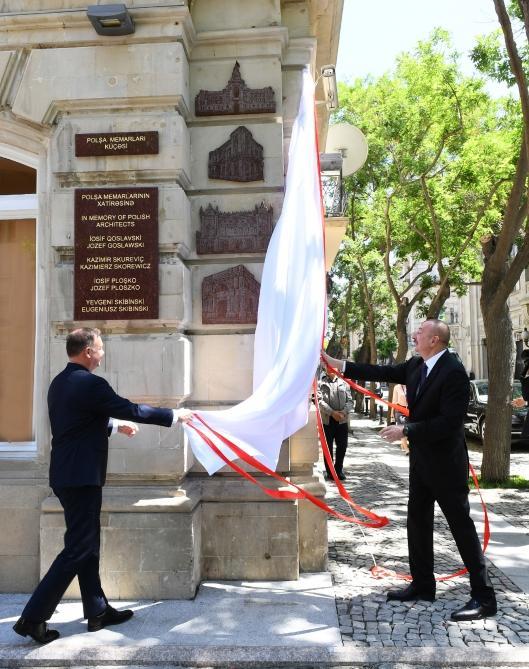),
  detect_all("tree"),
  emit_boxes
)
[327,235,396,417]
[334,32,511,365]
[469,0,529,482]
